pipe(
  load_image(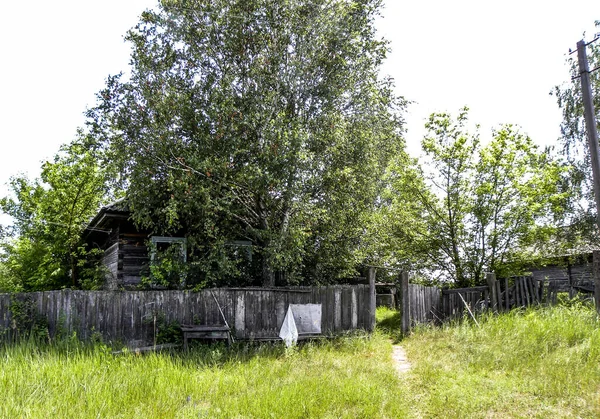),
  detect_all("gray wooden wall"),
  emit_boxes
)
[0,285,373,345]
